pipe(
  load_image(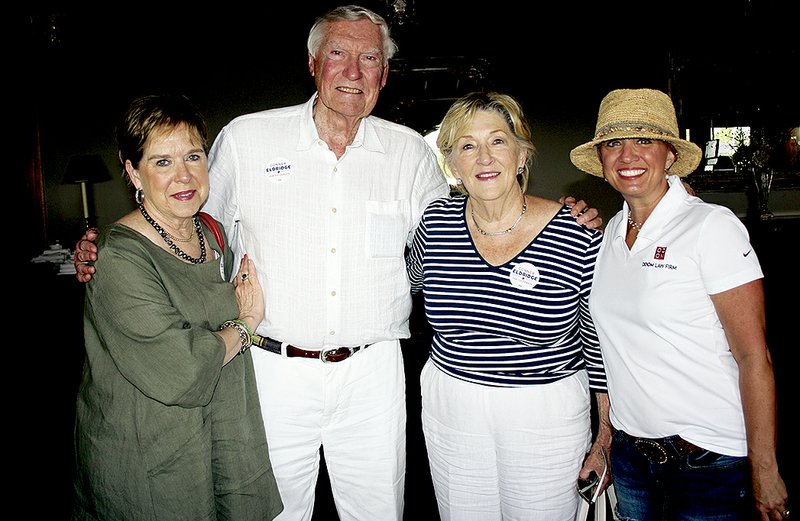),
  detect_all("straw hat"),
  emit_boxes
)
[570,88,702,177]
